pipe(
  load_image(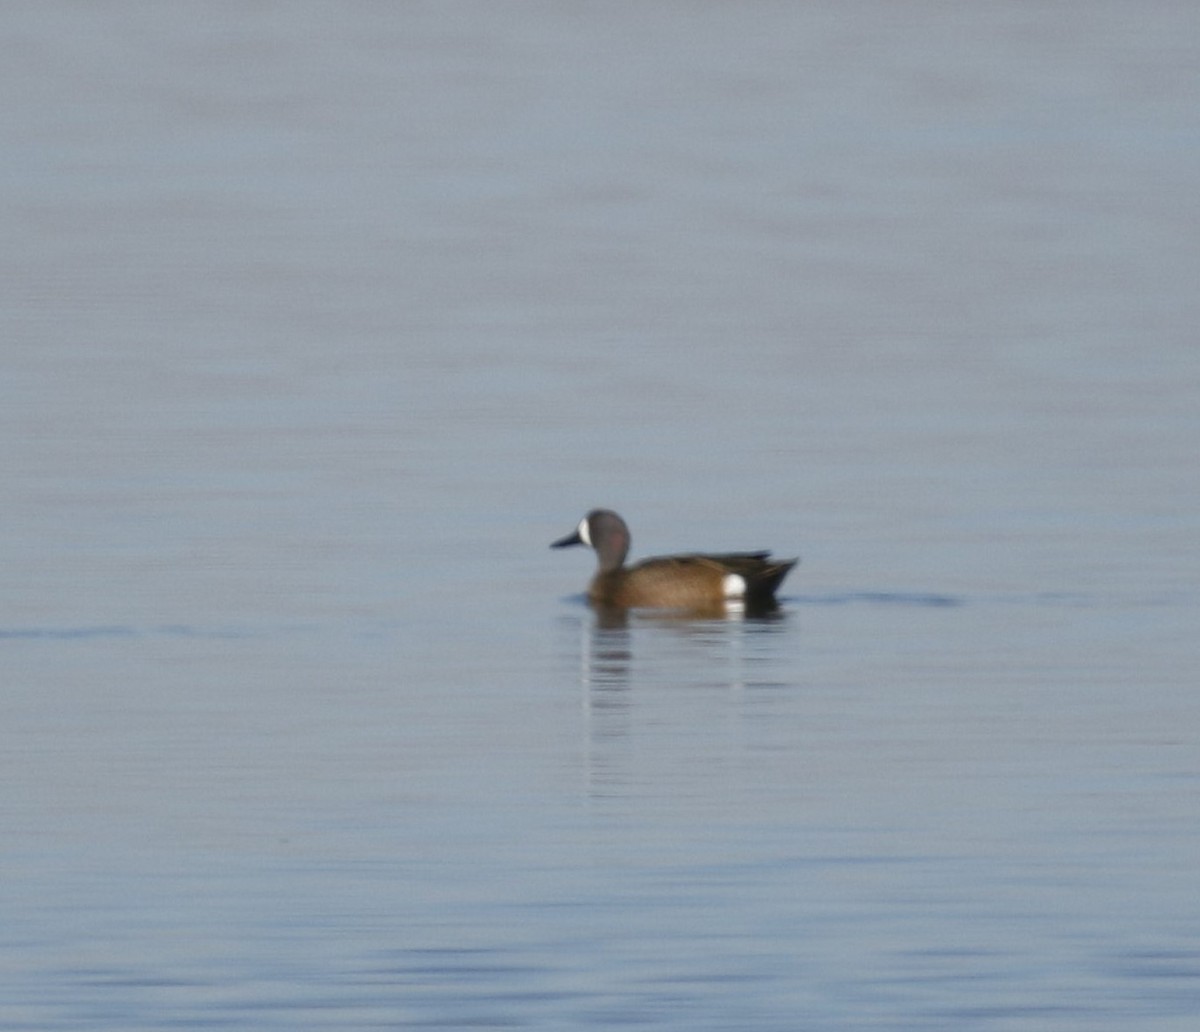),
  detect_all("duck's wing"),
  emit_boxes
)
[636,552,798,593]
